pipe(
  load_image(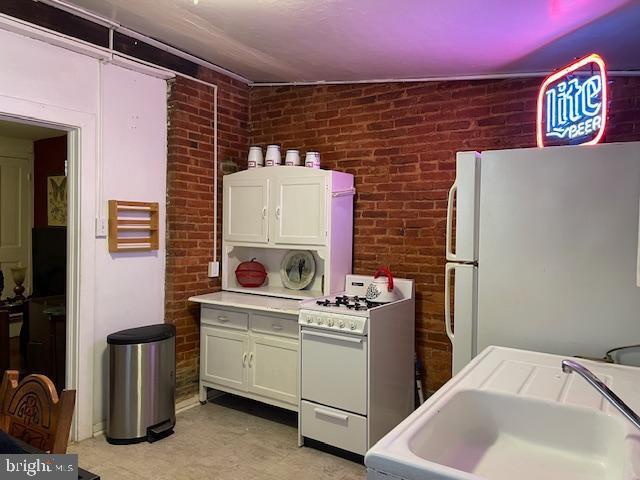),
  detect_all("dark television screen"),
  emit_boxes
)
[32,227,66,297]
